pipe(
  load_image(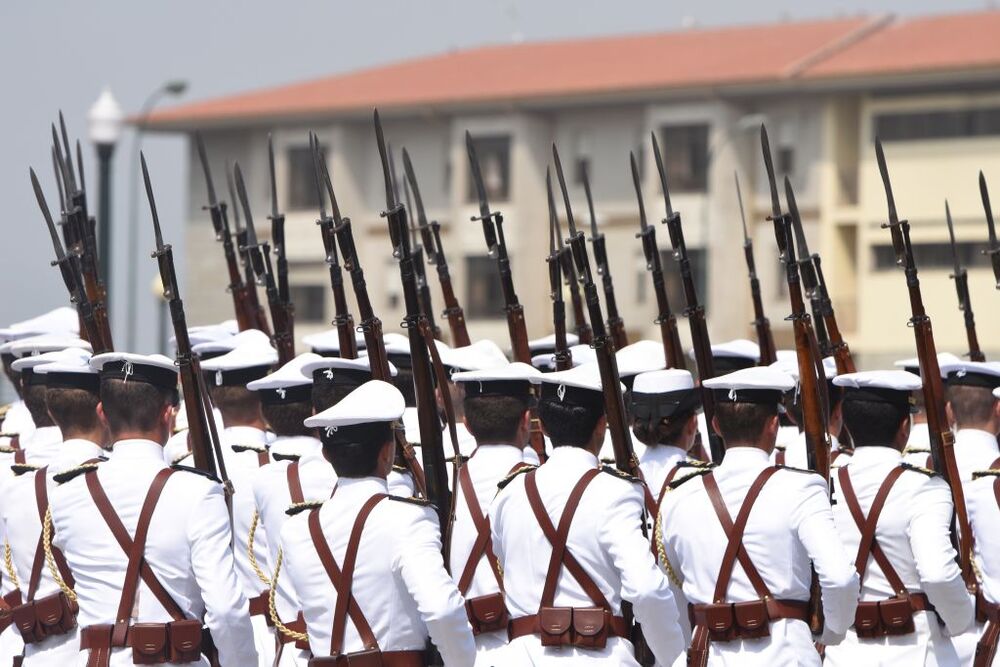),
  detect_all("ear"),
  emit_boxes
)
[710,415,722,437]
[96,402,109,431]
[945,400,955,427]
